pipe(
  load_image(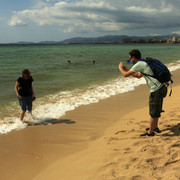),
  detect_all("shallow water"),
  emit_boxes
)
[0,44,180,133]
